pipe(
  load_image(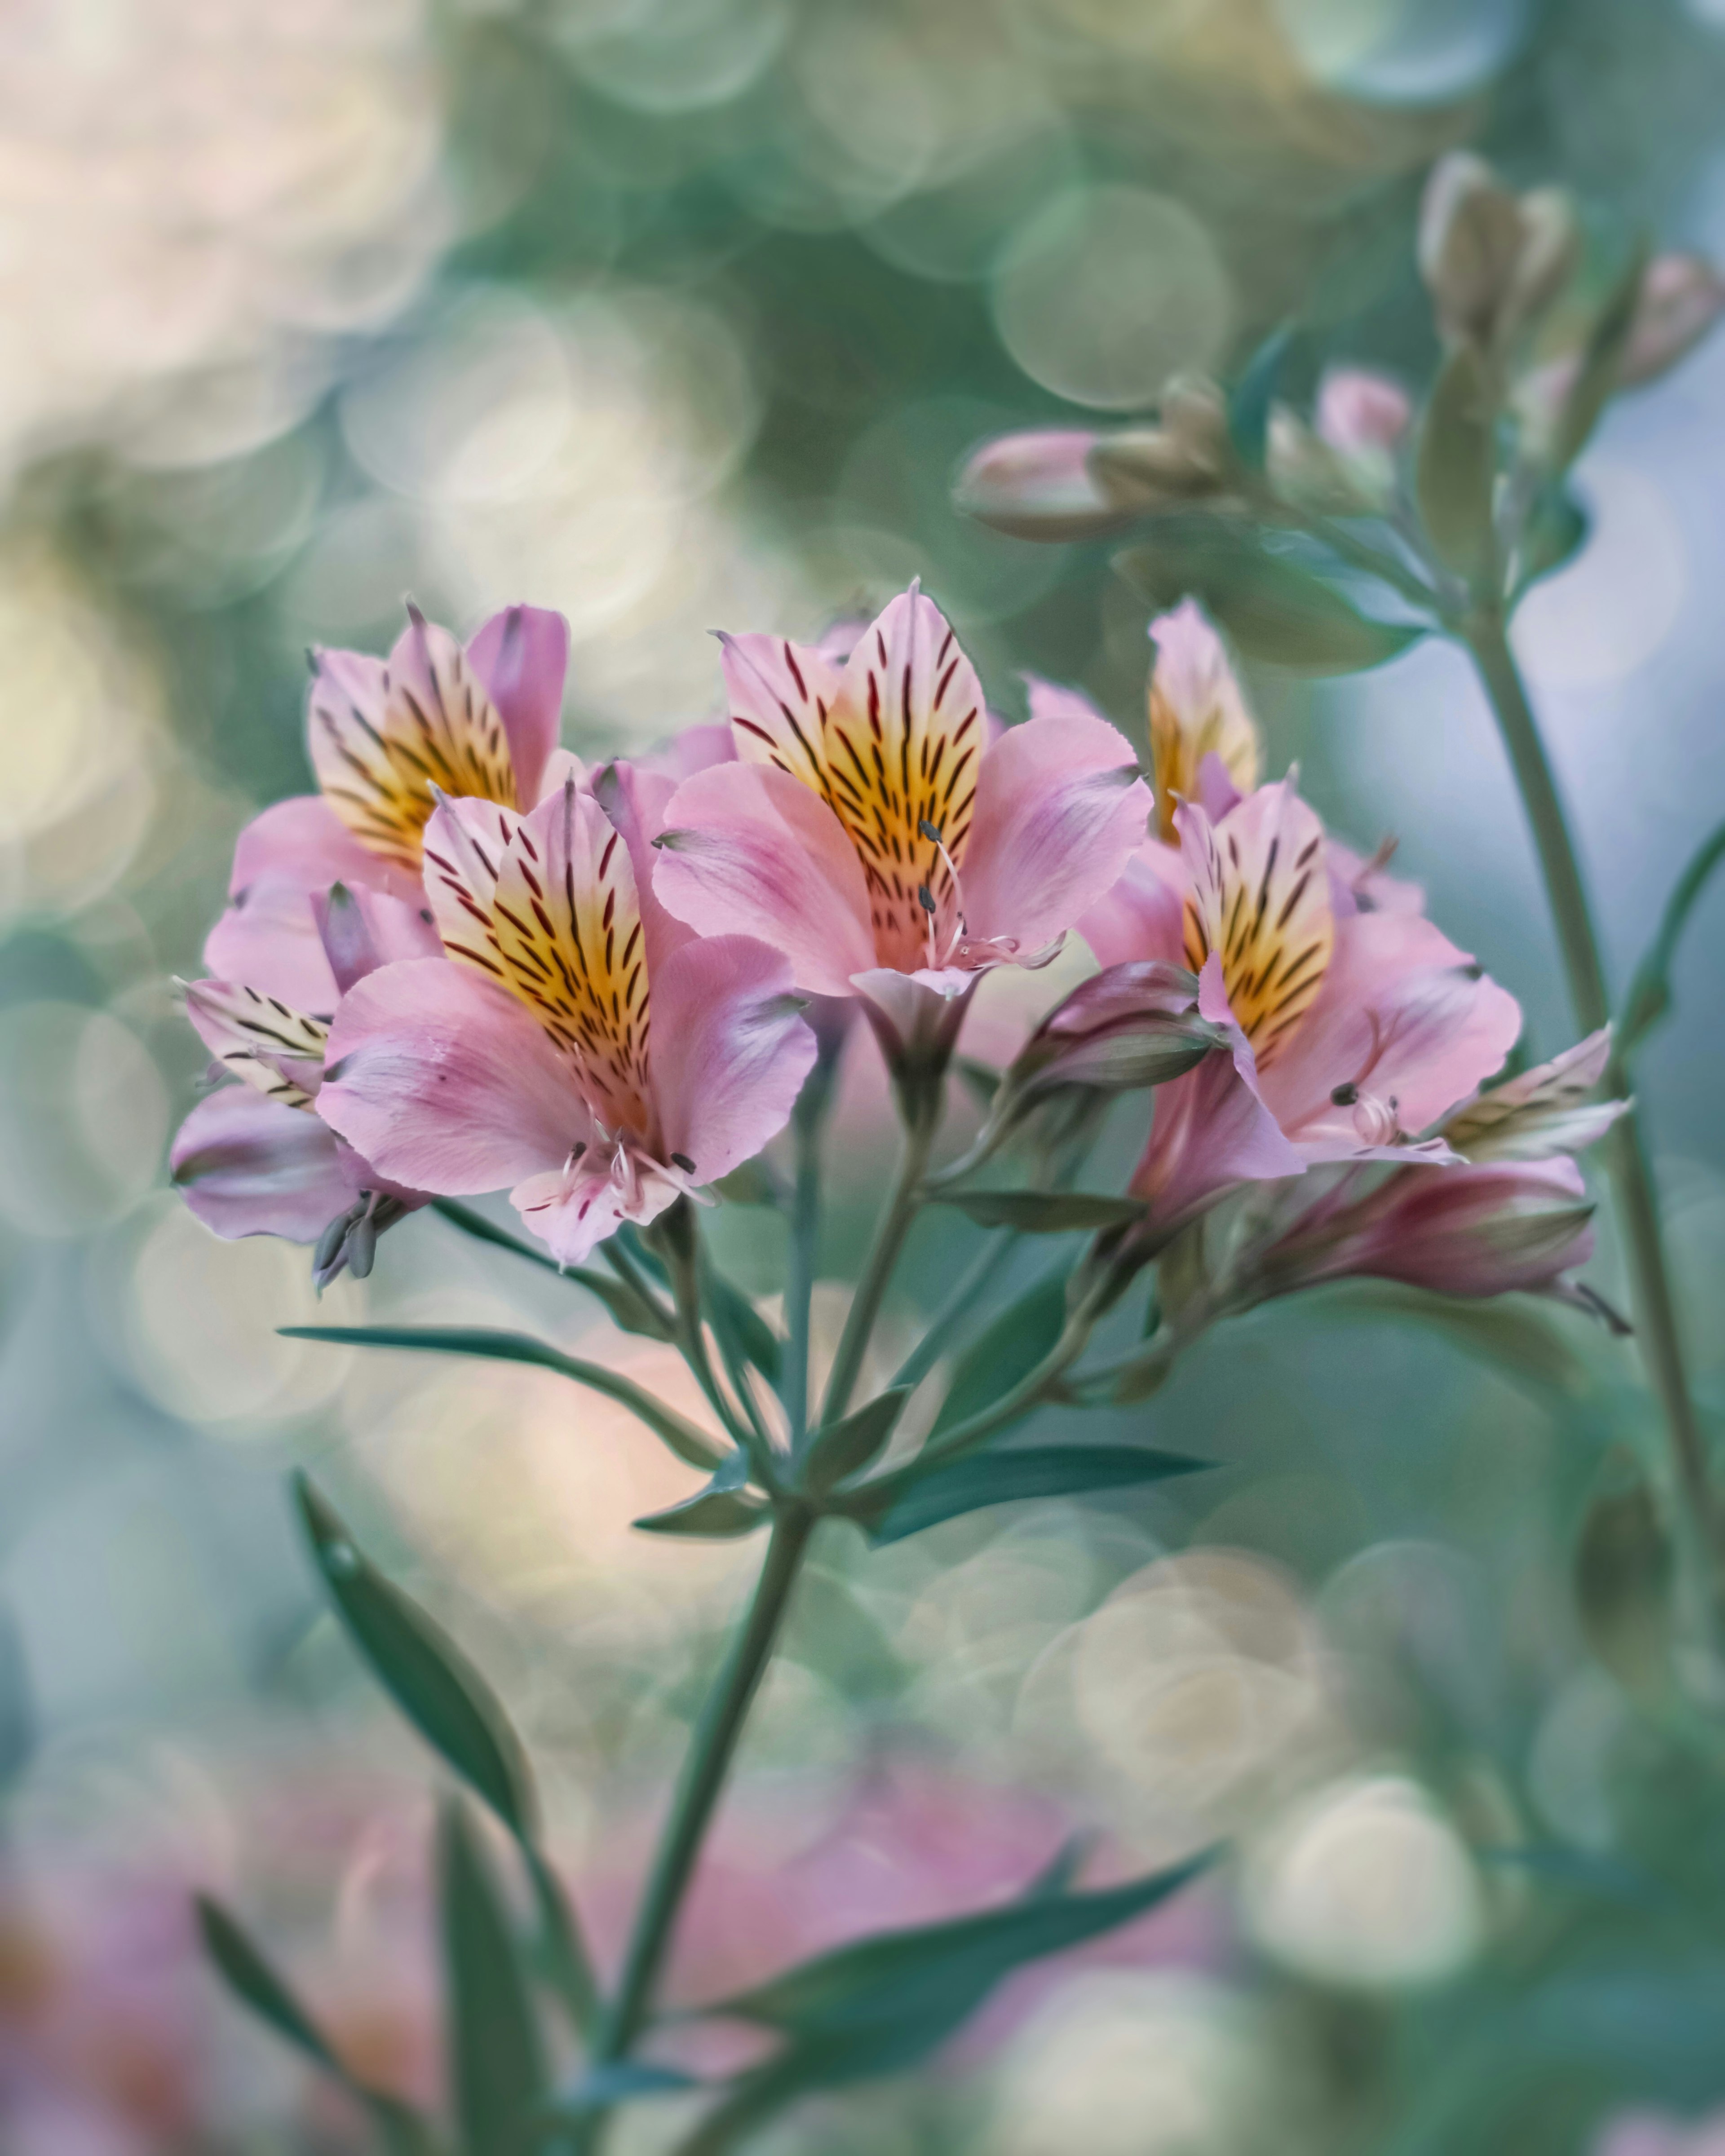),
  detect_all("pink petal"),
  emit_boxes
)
[181,978,327,1106]
[1132,1023,1303,1230]
[1261,912,1522,1154]
[1022,675,1107,726]
[1314,368,1411,456]
[419,792,522,981]
[229,795,408,902]
[171,1088,357,1243]
[464,604,569,805]
[638,722,736,782]
[311,884,441,995]
[960,714,1150,954]
[593,757,696,975]
[319,959,590,1194]
[511,1158,678,1268]
[850,967,978,1075]
[648,935,815,1183]
[205,870,339,1014]
[654,762,876,998]
[1077,843,1189,971]
[1194,751,1243,822]
[720,631,846,785]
